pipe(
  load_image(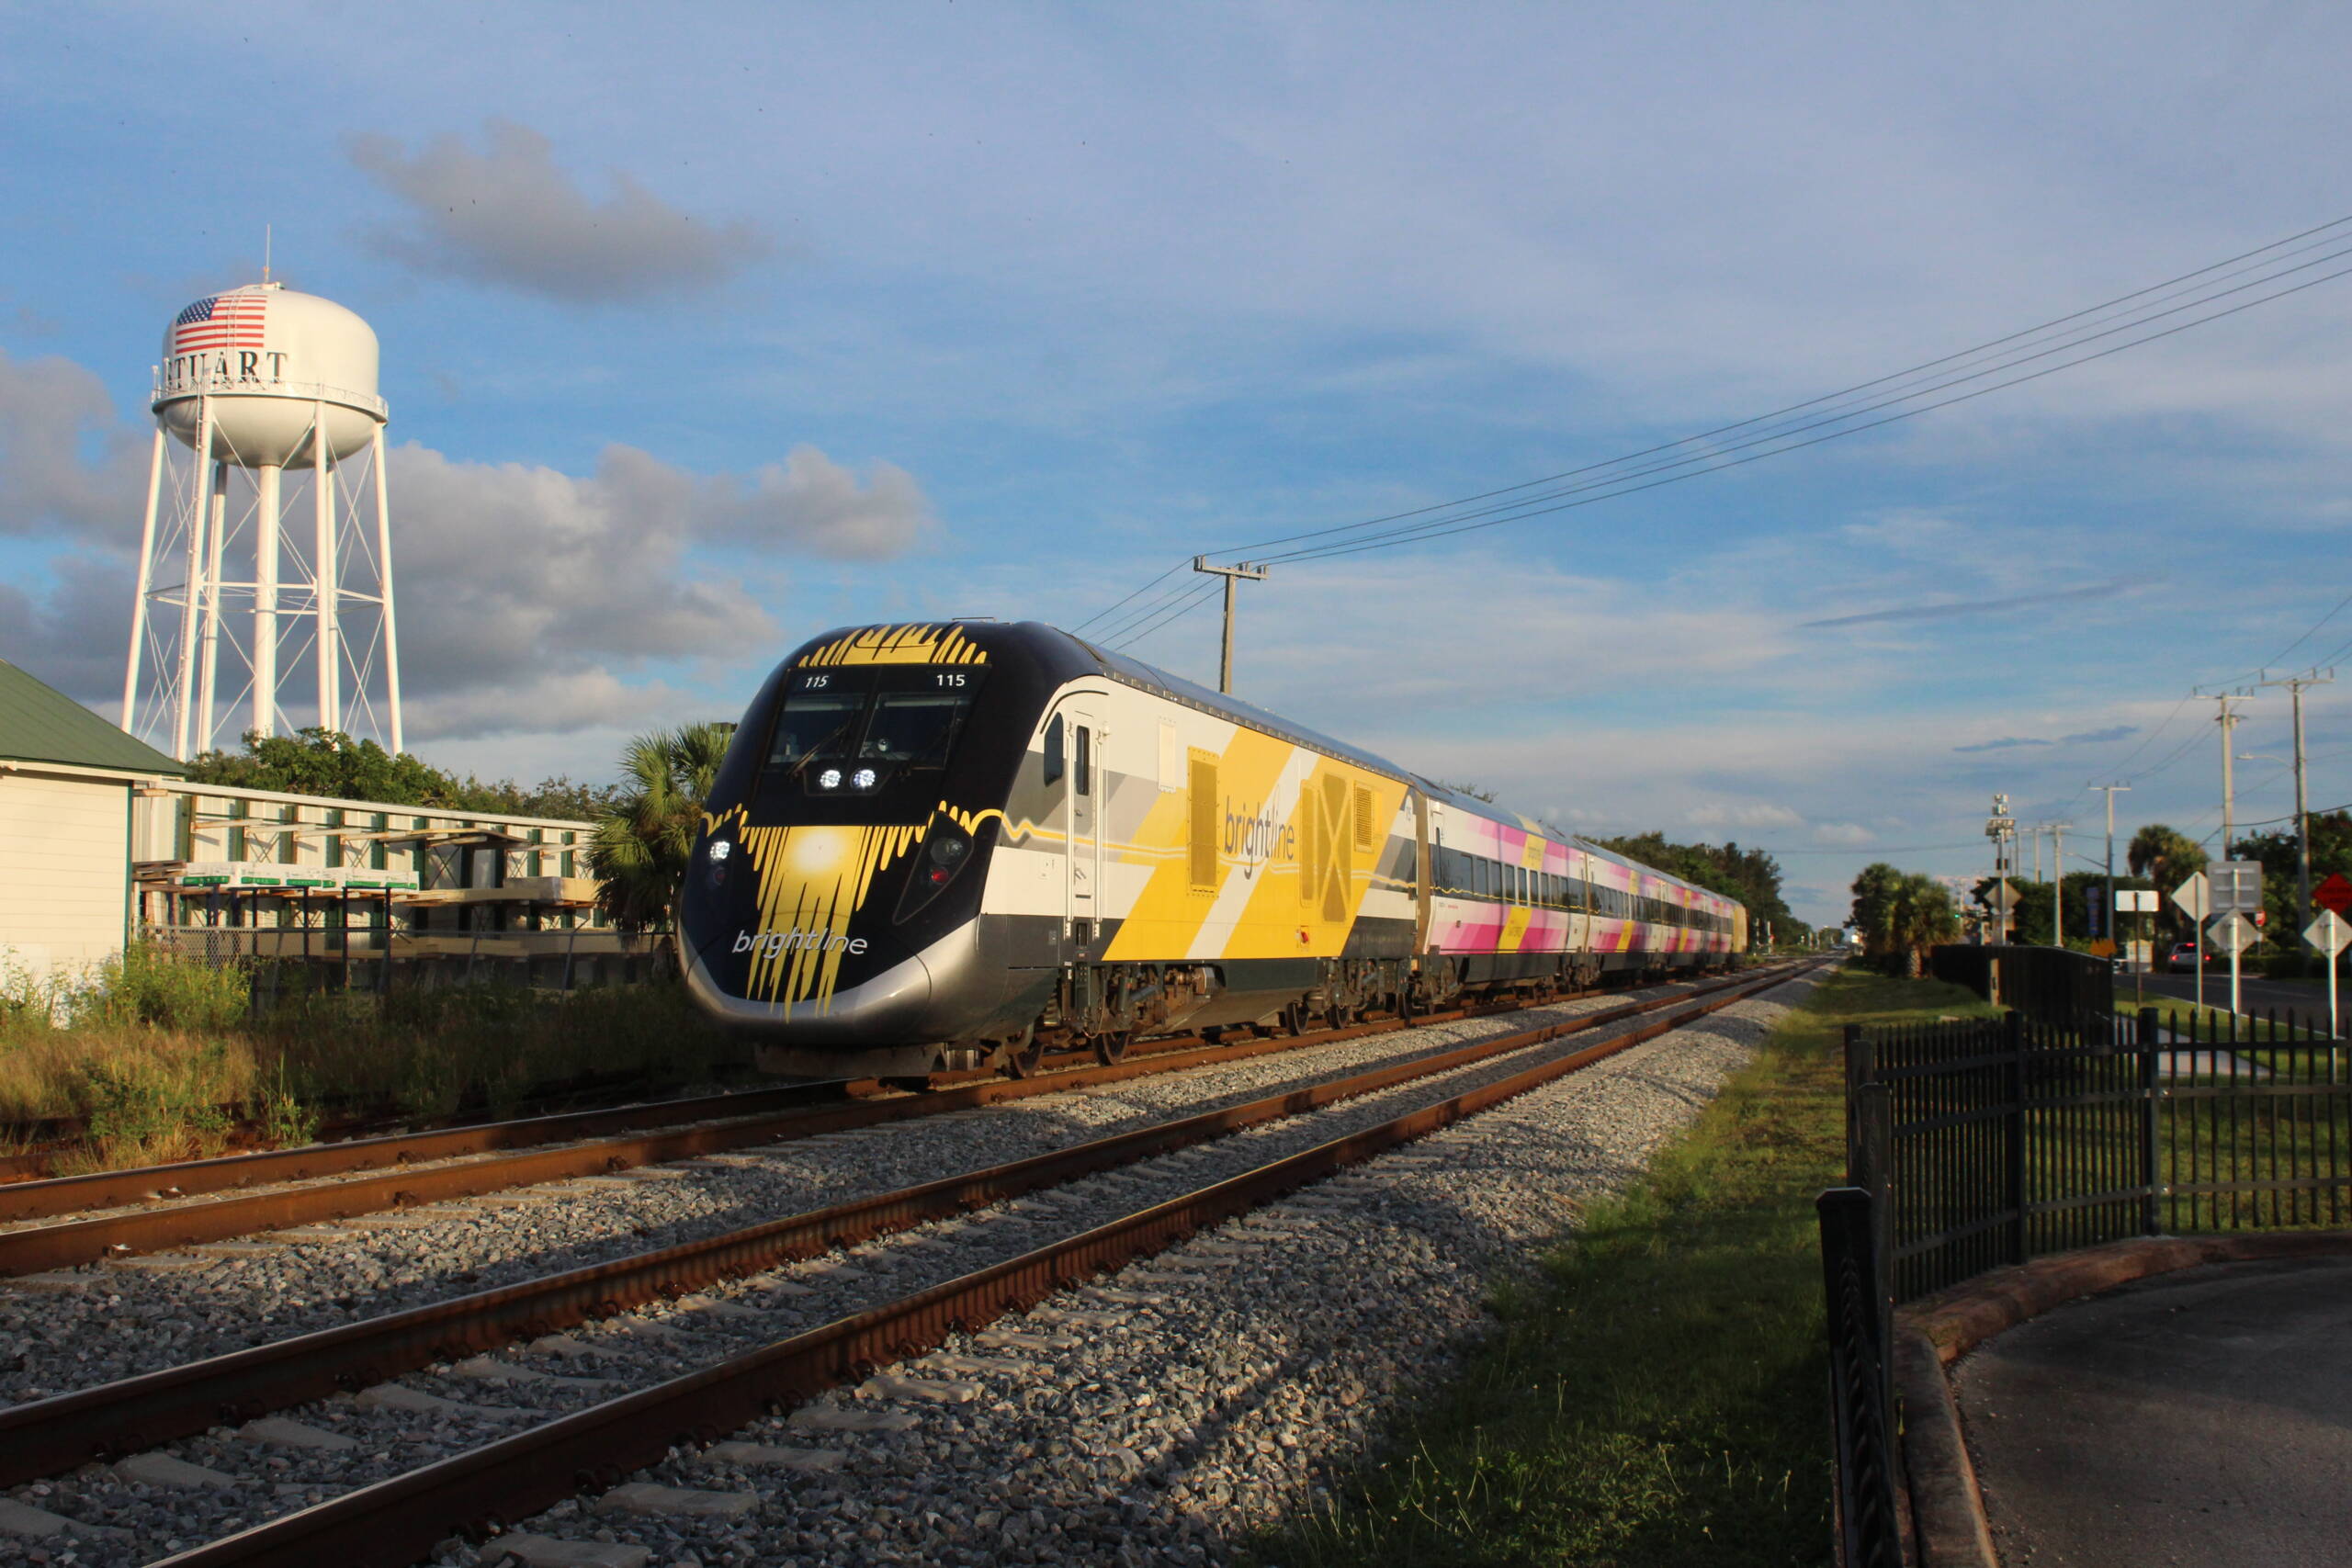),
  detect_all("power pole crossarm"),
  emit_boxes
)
[1192,556,1269,696]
